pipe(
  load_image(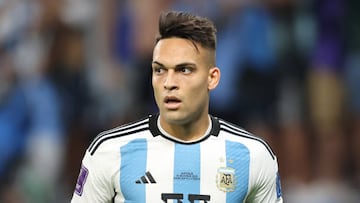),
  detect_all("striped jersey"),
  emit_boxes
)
[71,114,283,203]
